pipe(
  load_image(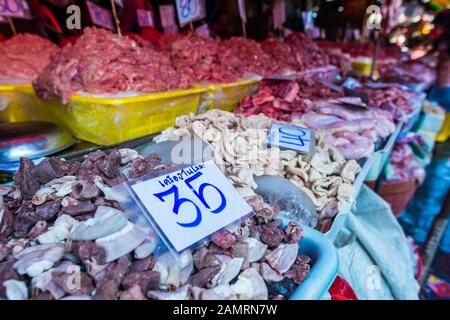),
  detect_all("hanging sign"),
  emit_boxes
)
[238,0,247,23]
[137,9,154,28]
[86,1,115,31]
[0,0,31,19]
[266,123,315,155]
[273,0,286,30]
[175,0,201,26]
[129,161,253,252]
[159,4,176,28]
